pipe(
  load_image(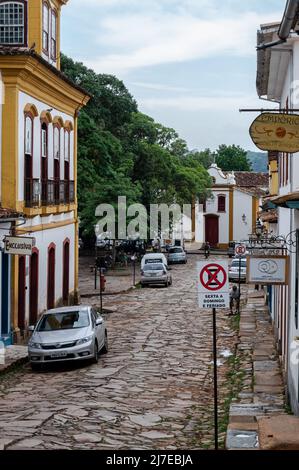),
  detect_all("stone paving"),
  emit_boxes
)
[0,345,28,375]
[225,291,288,450]
[0,255,241,450]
